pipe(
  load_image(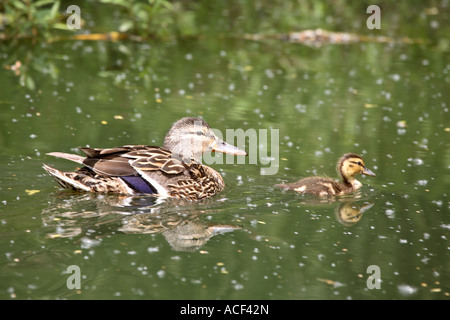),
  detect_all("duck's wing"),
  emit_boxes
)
[78,145,186,177]
[124,146,187,175]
